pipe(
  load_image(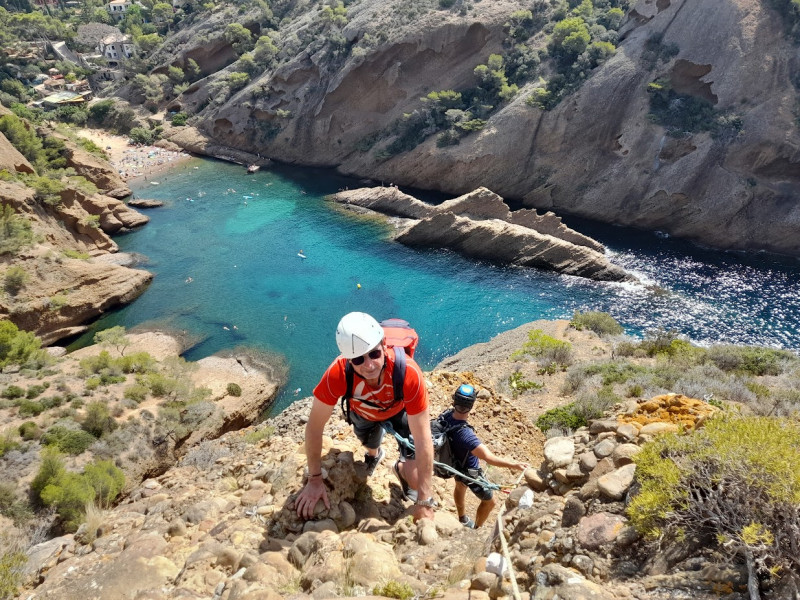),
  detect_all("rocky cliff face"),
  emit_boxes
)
[173,0,800,256]
[0,117,151,343]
